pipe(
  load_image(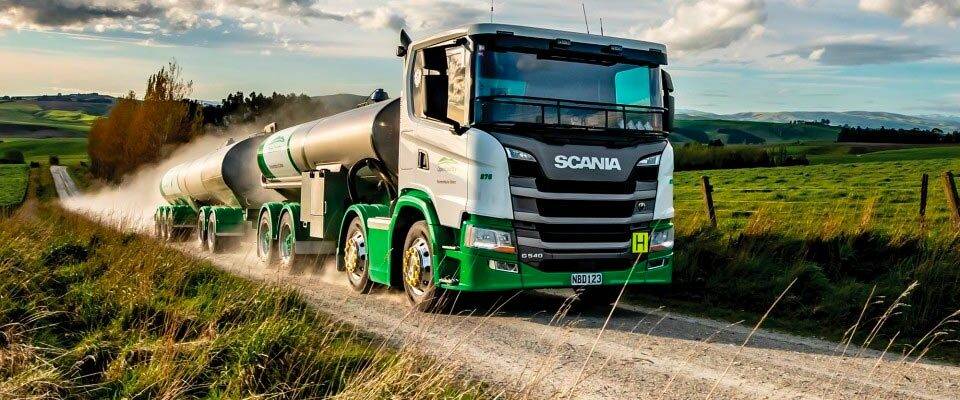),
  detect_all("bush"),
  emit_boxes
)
[48,155,60,166]
[29,161,40,168]
[675,143,808,171]
[0,150,25,164]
